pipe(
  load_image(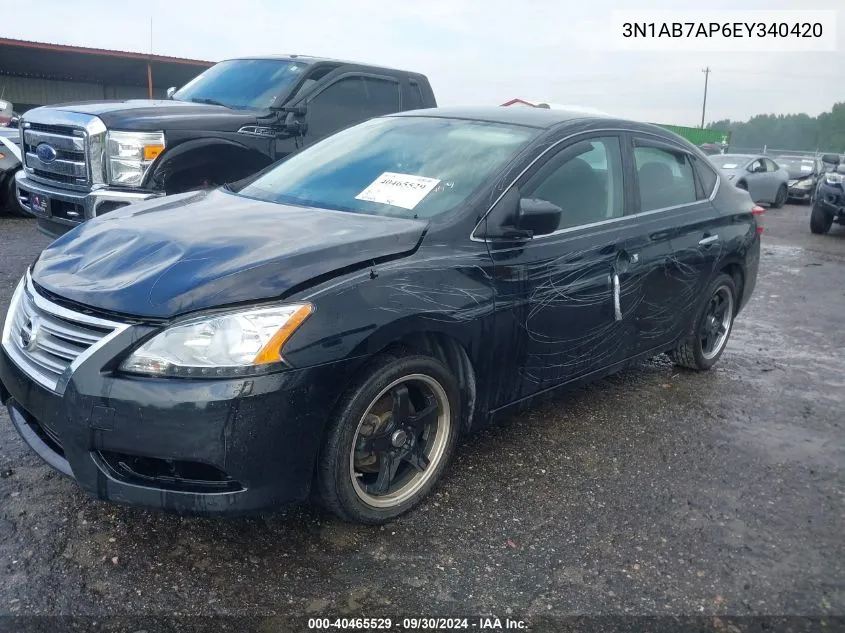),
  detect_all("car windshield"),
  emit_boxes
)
[172,59,307,109]
[776,157,816,178]
[237,116,536,219]
[709,155,748,169]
